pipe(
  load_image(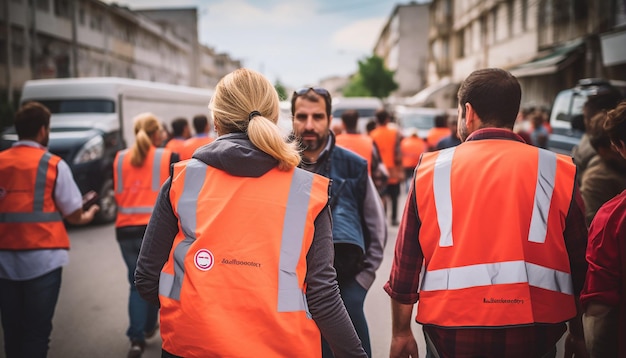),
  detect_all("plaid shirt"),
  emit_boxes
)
[384,128,589,357]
